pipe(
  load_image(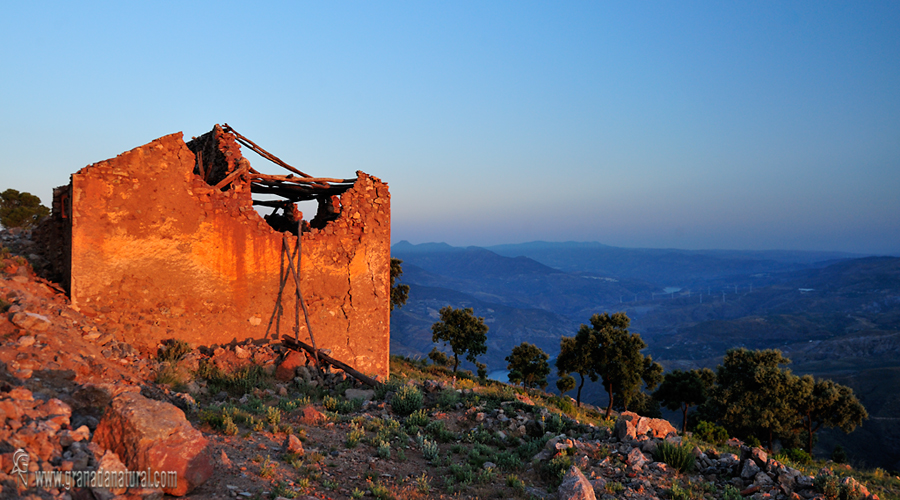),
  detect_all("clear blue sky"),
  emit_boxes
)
[2,2,898,254]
